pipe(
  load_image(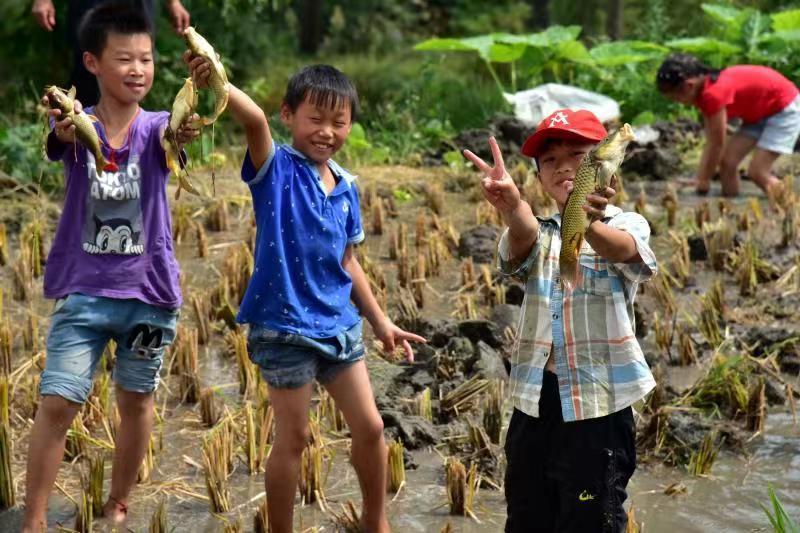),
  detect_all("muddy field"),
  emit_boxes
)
[0,125,799,532]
